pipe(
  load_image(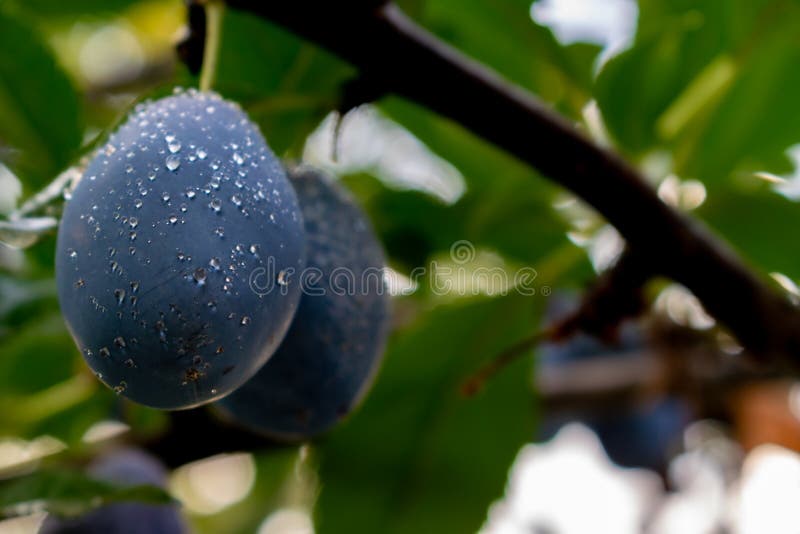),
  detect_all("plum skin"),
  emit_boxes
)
[40,448,187,534]
[55,90,306,410]
[217,165,391,440]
